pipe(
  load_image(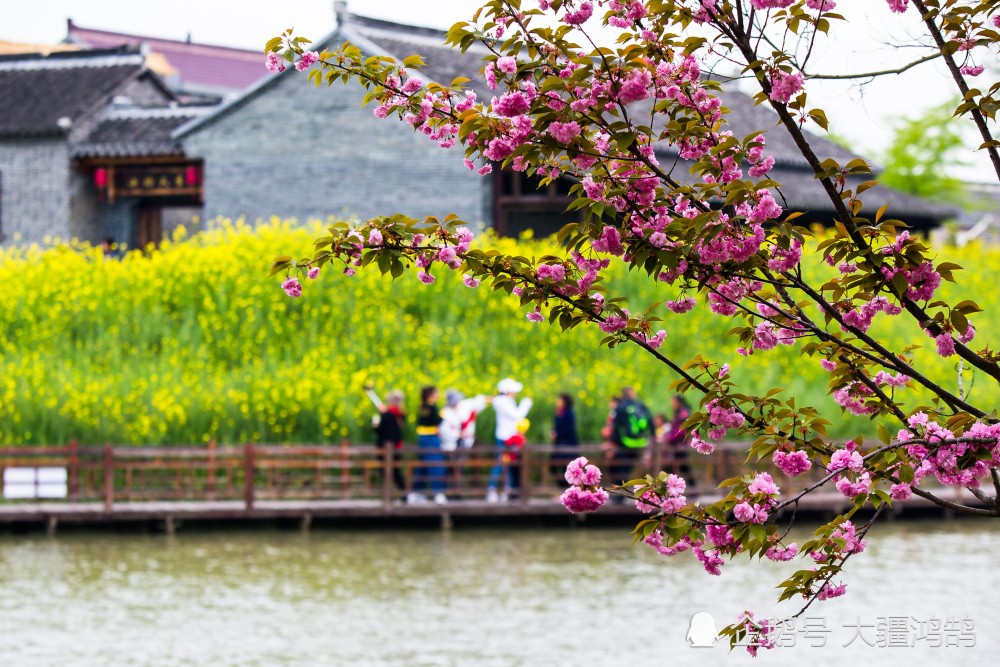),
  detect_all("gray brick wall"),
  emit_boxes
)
[0,139,73,245]
[162,206,204,240]
[180,69,491,231]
